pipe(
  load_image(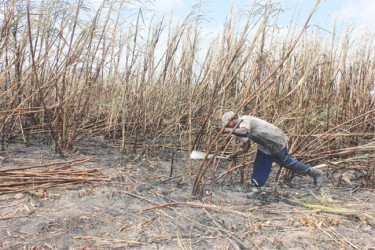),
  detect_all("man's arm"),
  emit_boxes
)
[214,125,250,159]
[219,127,249,137]
[229,140,251,160]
